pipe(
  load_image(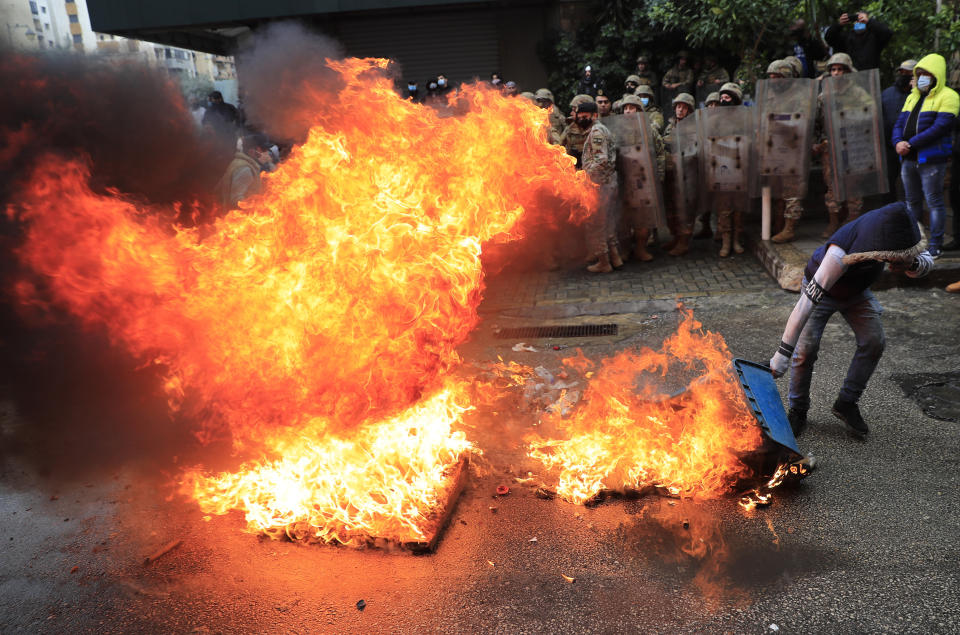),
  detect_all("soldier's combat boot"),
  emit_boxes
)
[608,239,624,268]
[633,228,653,262]
[661,233,678,252]
[668,234,691,257]
[733,233,744,255]
[719,232,732,258]
[586,252,613,273]
[822,212,840,238]
[771,218,797,243]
